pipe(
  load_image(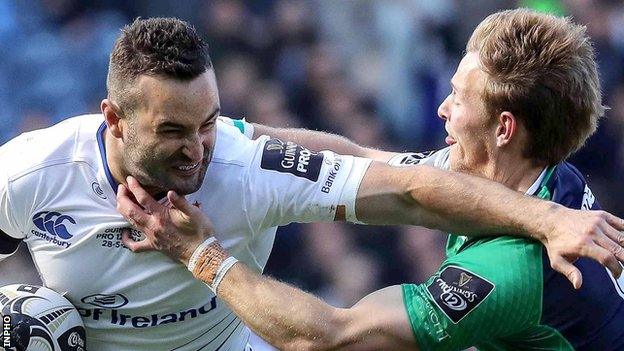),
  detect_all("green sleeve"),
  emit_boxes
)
[402,237,544,351]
